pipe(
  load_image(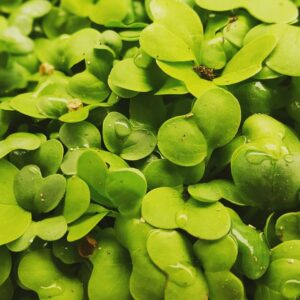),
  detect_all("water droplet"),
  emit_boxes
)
[284,154,294,163]
[245,152,269,165]
[288,259,295,264]
[167,262,196,287]
[40,282,64,297]
[114,120,131,138]
[175,211,188,228]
